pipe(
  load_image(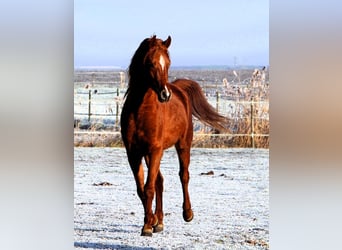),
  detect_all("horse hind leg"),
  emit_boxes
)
[176,145,194,223]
